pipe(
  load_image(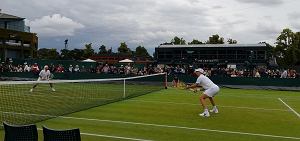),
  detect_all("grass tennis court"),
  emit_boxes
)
[1,87,300,141]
